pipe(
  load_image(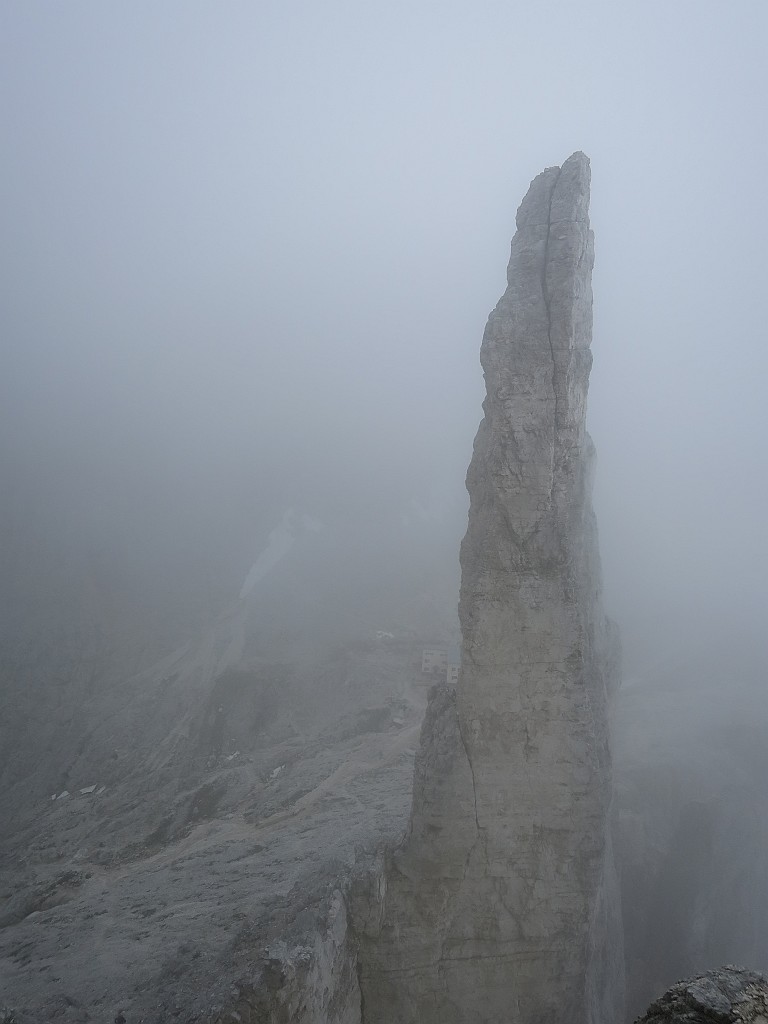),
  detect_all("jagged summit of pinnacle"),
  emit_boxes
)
[515,151,590,229]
